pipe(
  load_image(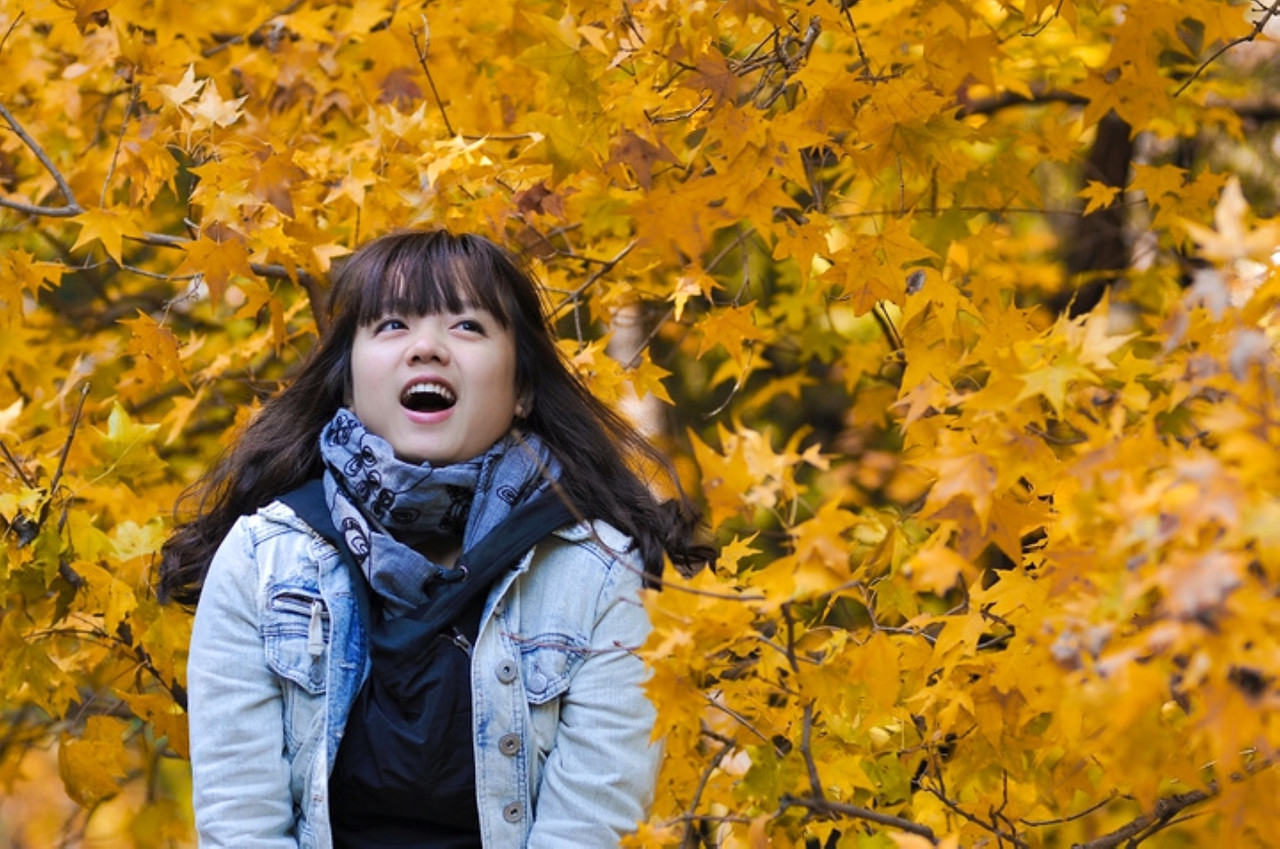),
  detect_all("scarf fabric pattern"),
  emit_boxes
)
[319,408,561,616]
